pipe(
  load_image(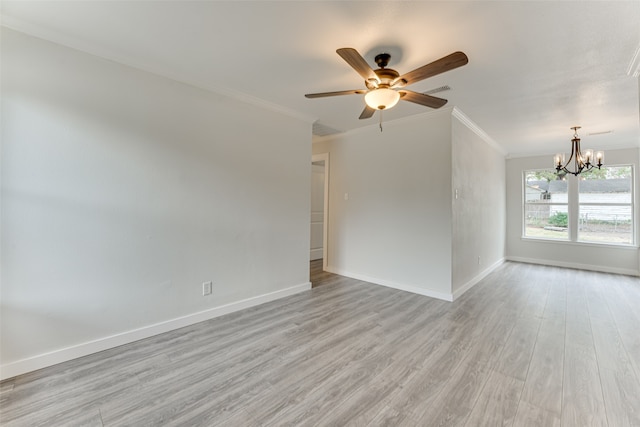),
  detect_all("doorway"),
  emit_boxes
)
[310,153,329,284]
